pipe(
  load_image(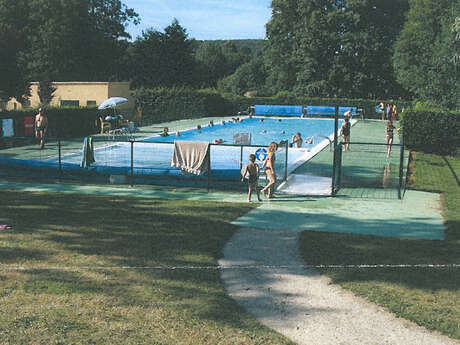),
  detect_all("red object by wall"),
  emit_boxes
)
[24,116,35,136]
